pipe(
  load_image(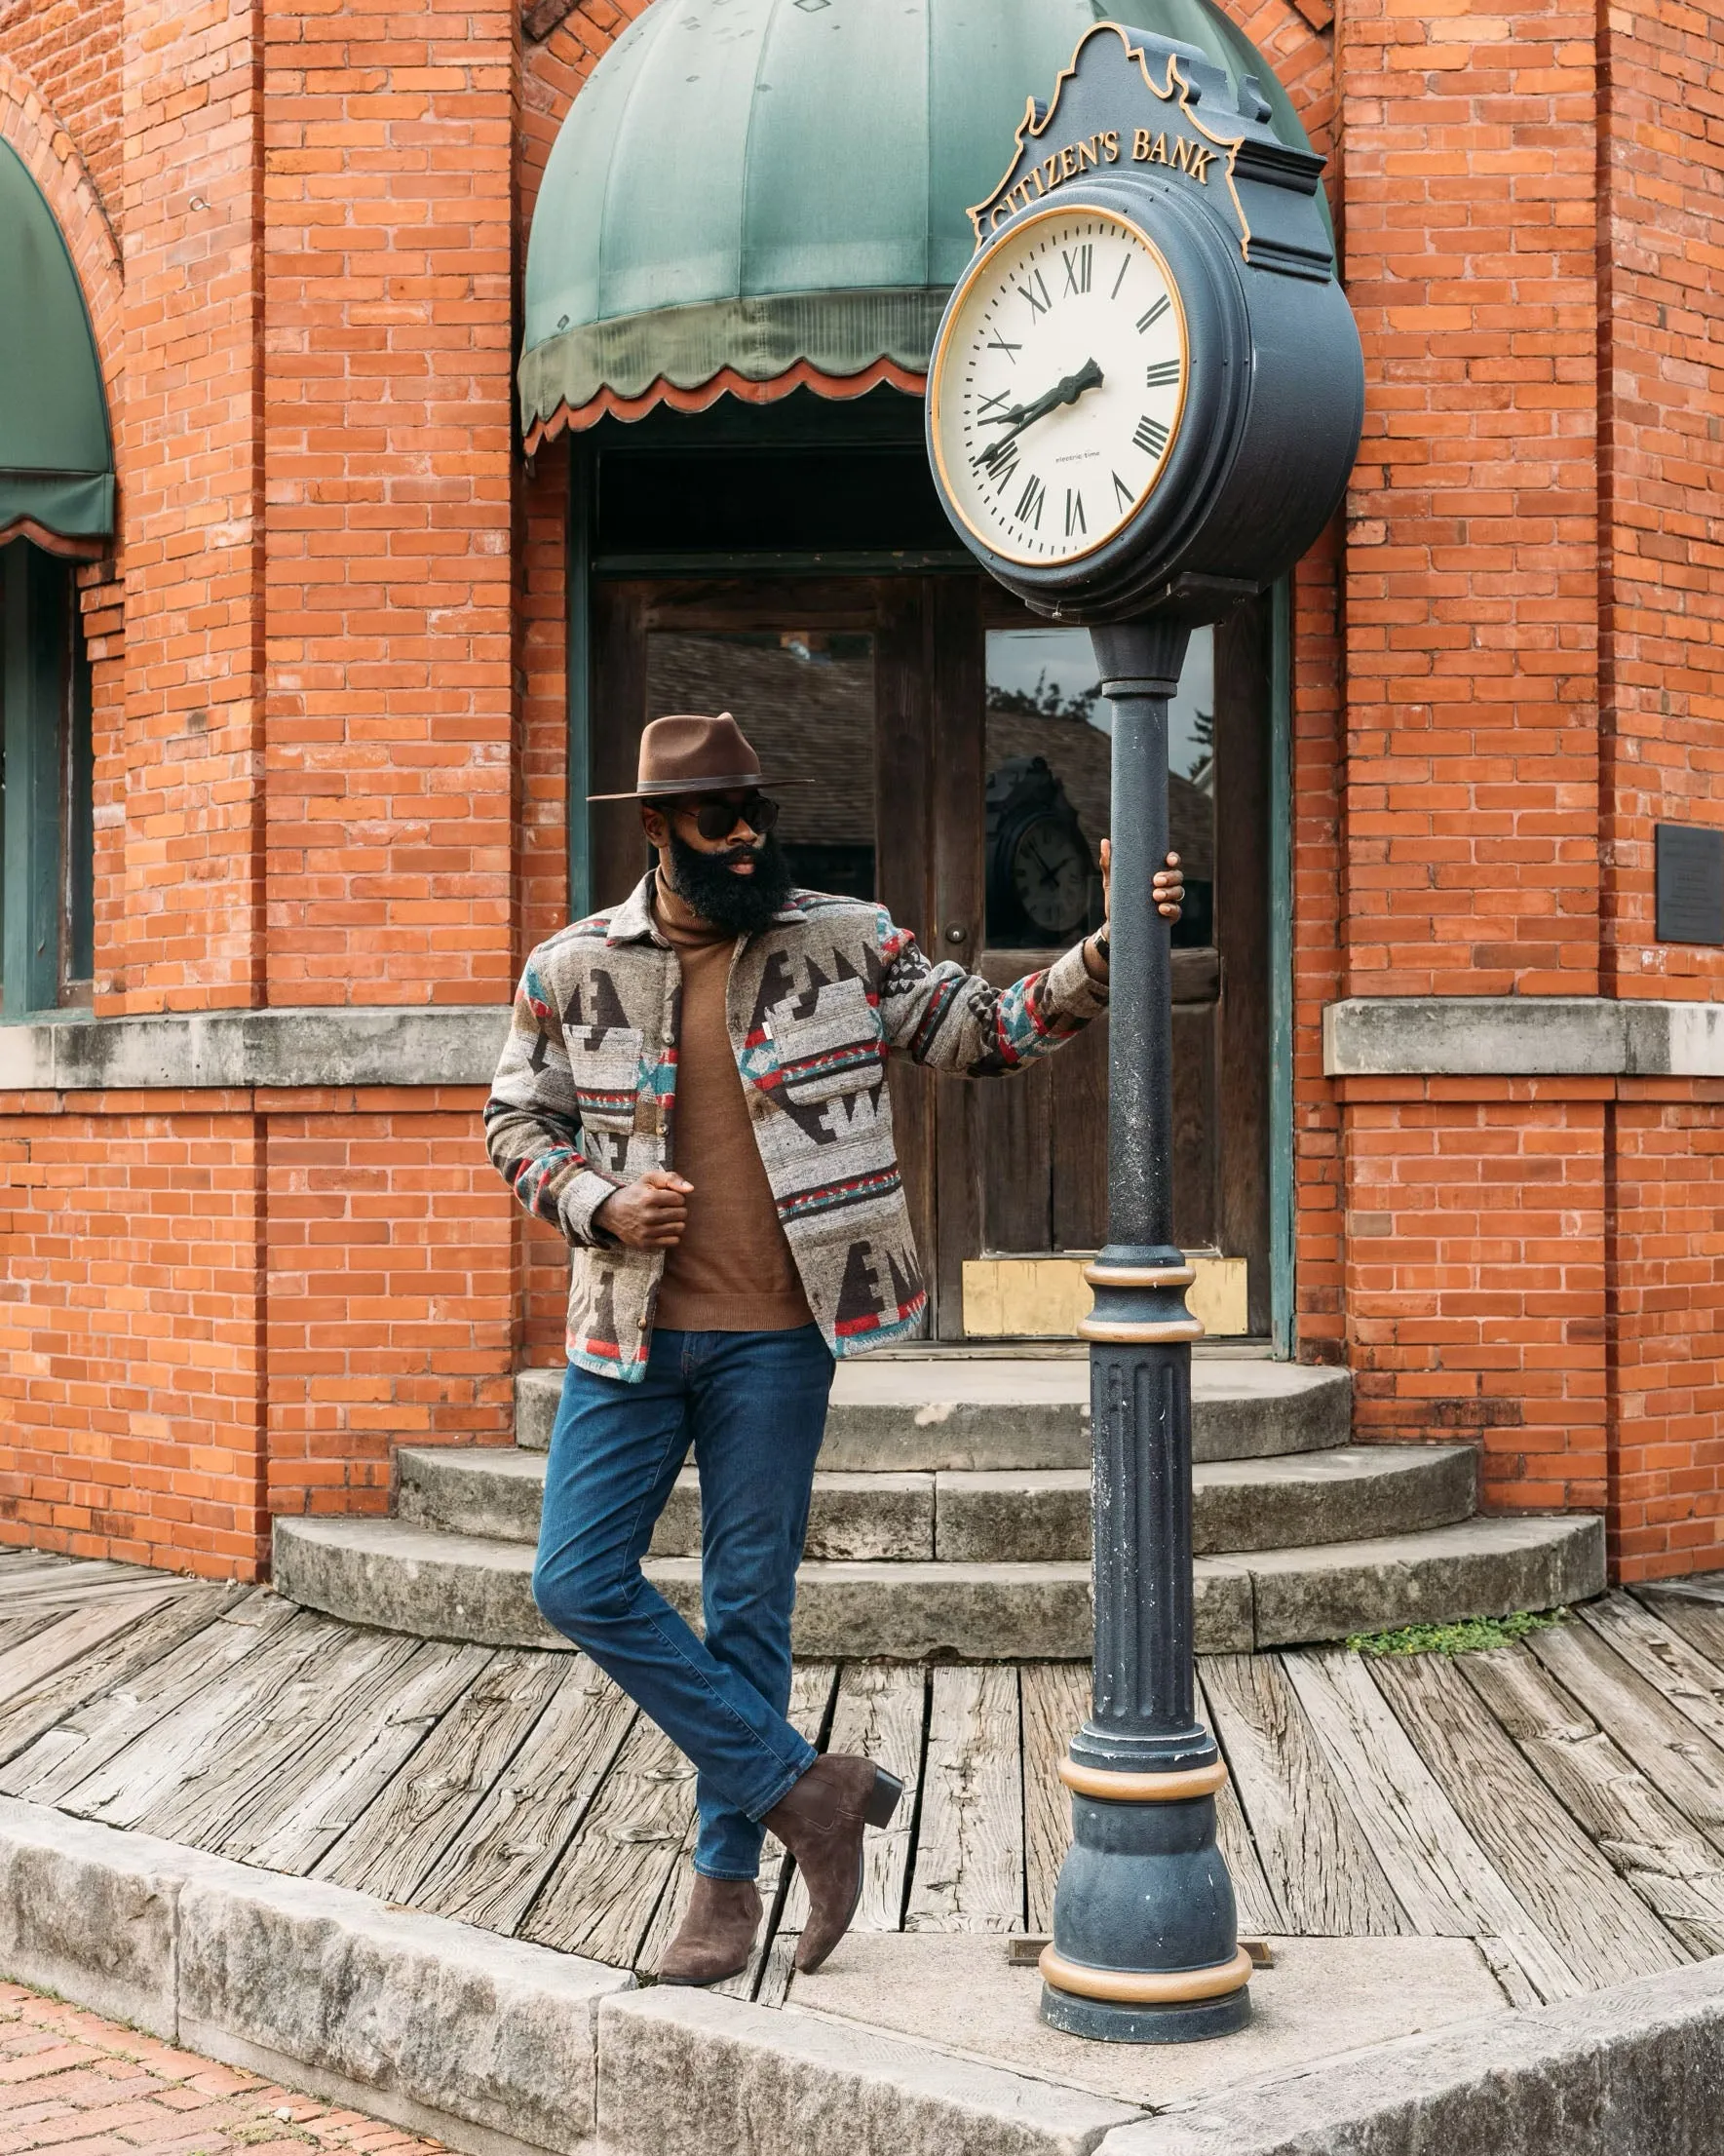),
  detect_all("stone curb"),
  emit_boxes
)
[6,1793,1724,2156]
[596,1987,1139,2156]
[1095,1952,1724,2156]
[0,1798,630,2156]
